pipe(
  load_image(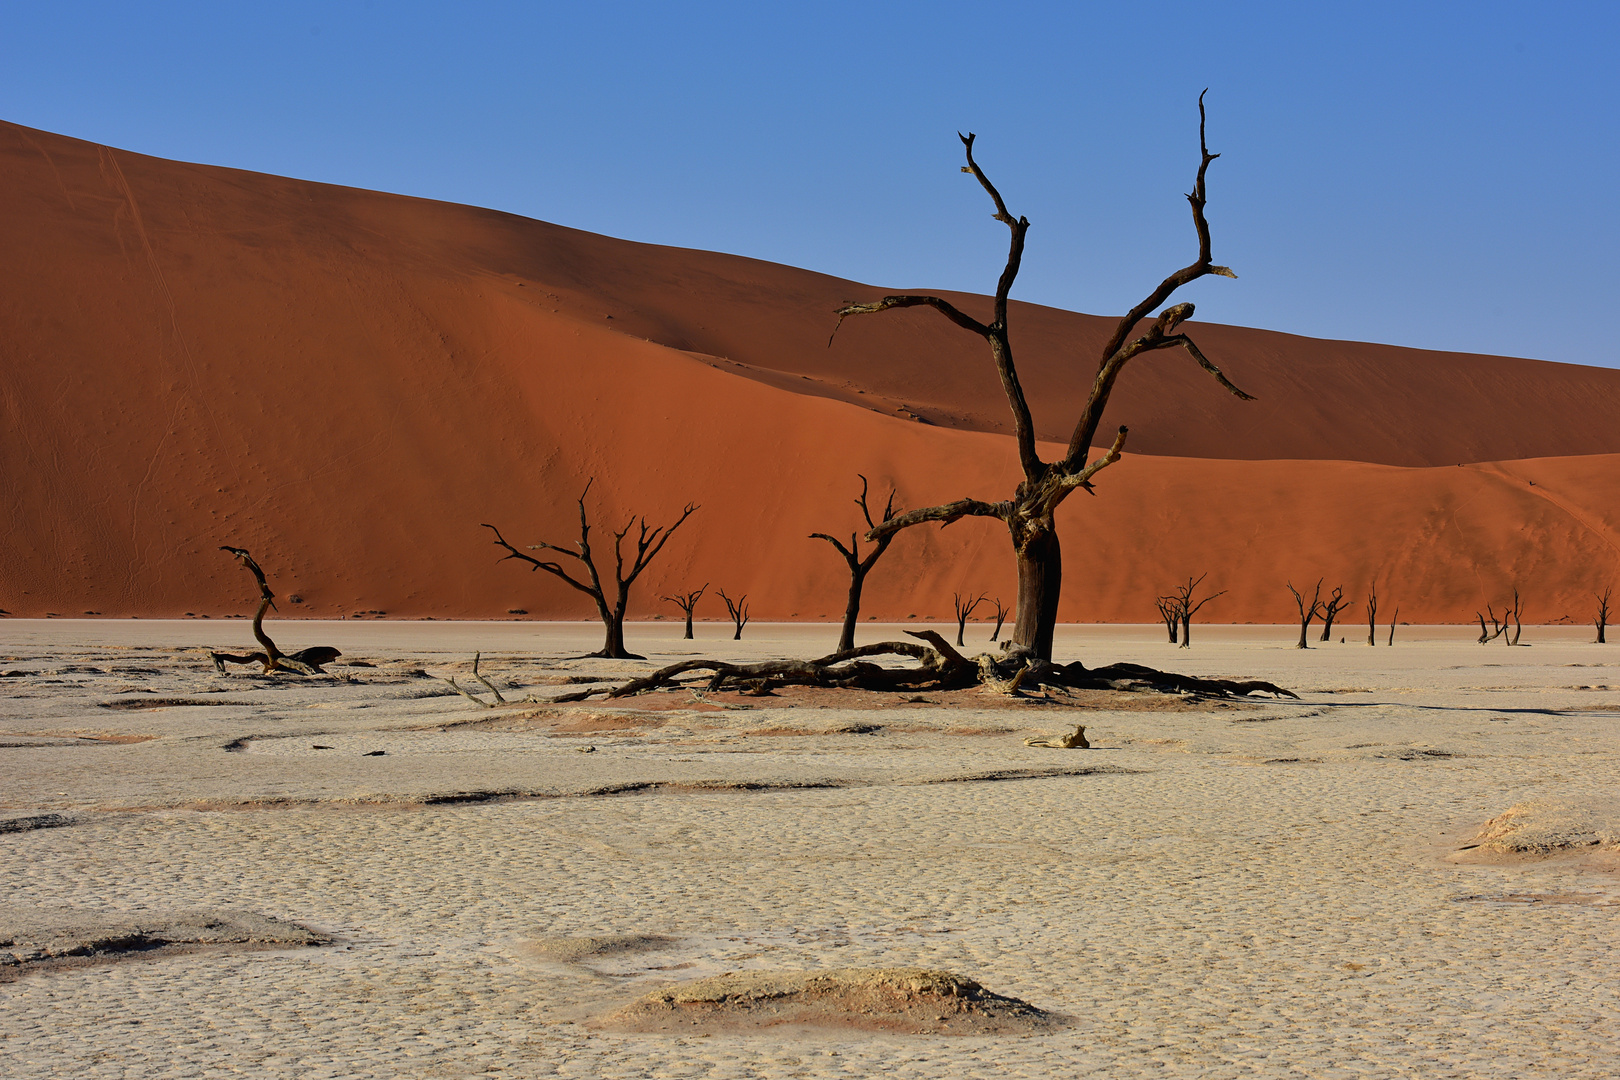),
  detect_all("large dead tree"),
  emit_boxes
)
[208,547,339,675]
[1318,586,1353,642]
[1169,573,1225,649]
[833,92,1251,660]
[1288,580,1324,650]
[661,585,707,640]
[483,480,697,660]
[1596,587,1612,644]
[811,476,899,653]
[953,591,987,646]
